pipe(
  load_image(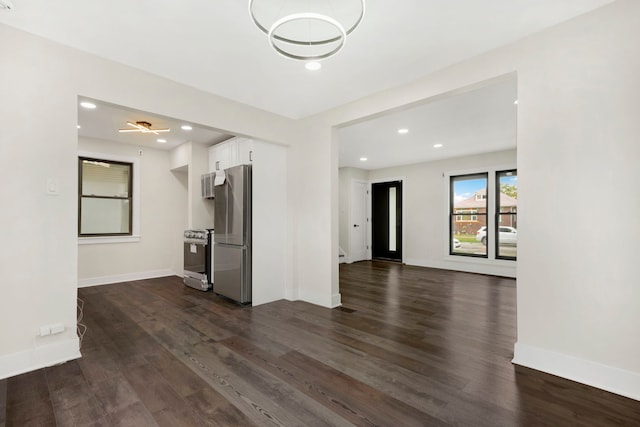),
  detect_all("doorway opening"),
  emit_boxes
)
[371,180,403,262]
